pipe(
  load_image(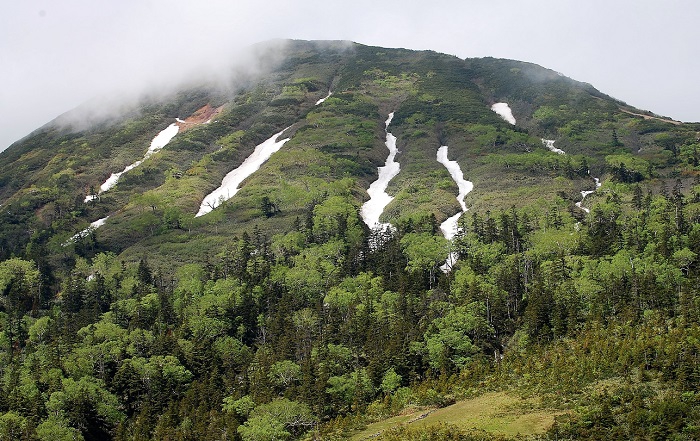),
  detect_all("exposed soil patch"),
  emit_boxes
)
[176,104,224,131]
[619,108,682,125]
